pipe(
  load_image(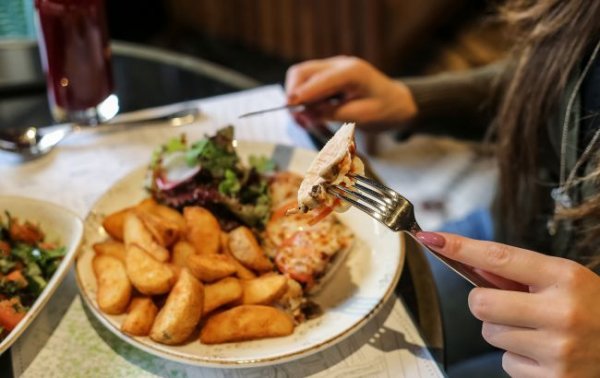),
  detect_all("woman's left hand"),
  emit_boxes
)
[416,231,600,377]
